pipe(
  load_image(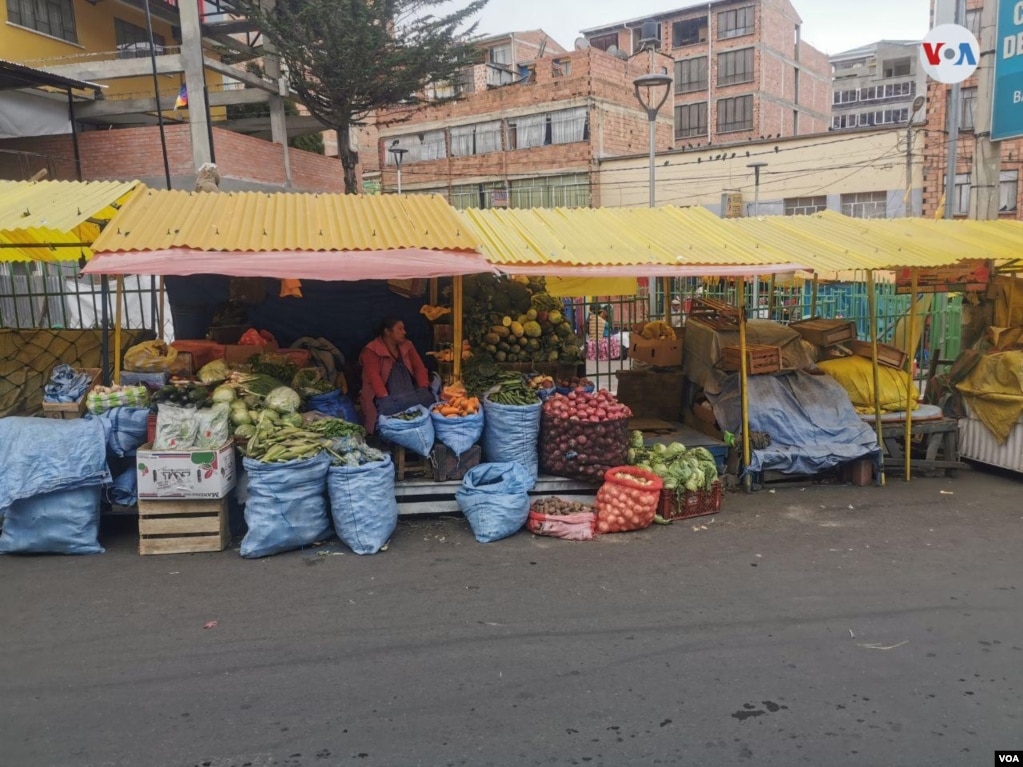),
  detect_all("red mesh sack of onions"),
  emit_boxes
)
[594,466,664,534]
